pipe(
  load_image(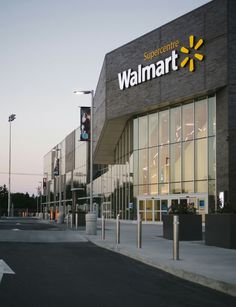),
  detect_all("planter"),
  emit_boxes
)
[205,214,236,249]
[162,214,202,241]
